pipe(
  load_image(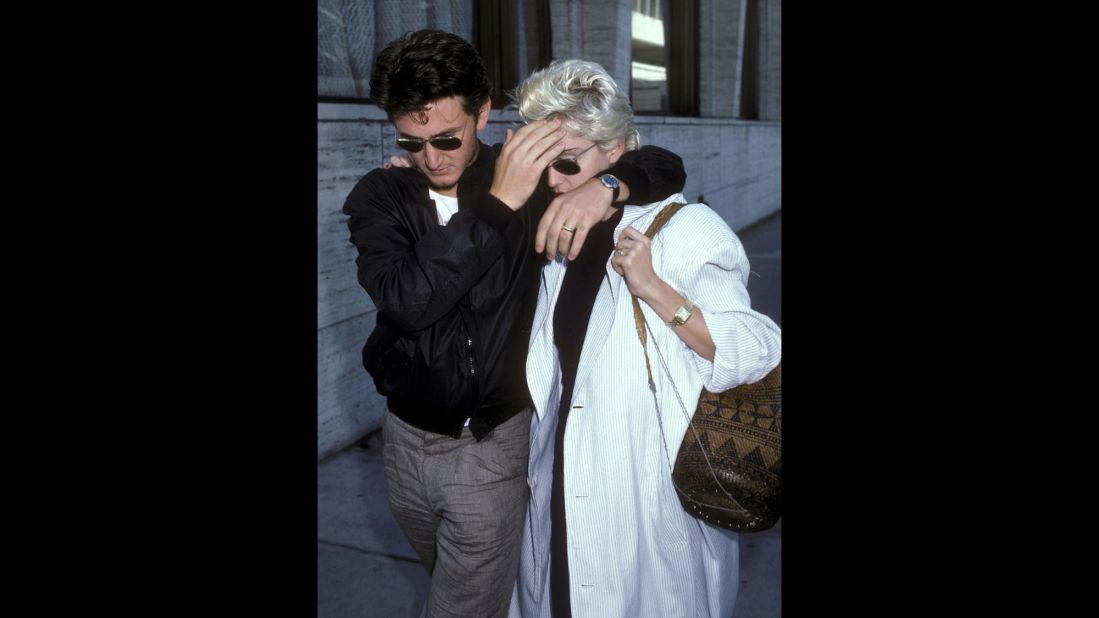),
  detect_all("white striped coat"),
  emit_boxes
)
[508,194,783,618]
